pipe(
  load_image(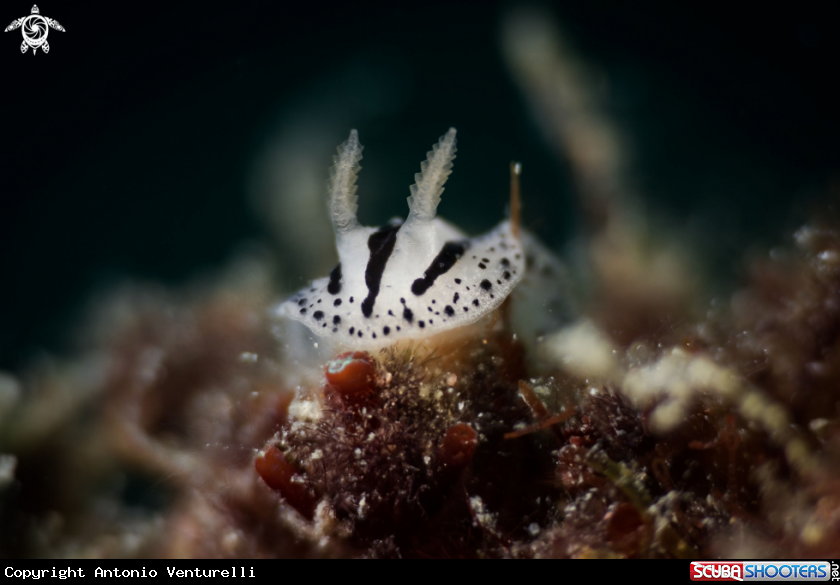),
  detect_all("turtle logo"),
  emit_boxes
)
[4,5,65,54]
